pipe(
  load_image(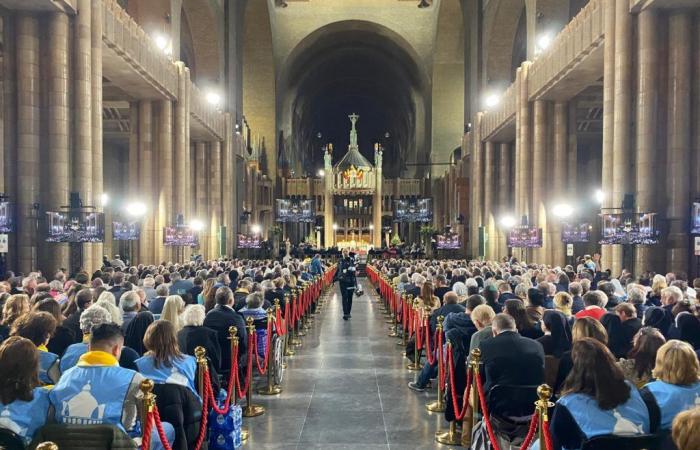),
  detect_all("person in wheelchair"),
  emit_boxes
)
[240,292,270,359]
[549,338,651,450]
[136,320,203,450]
[50,323,175,450]
[0,336,51,446]
[11,312,60,385]
[641,340,700,432]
